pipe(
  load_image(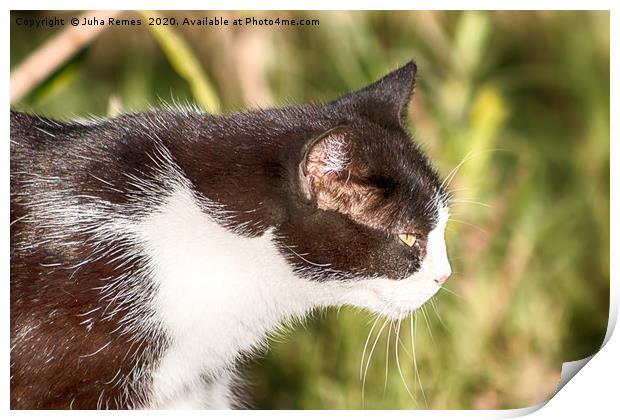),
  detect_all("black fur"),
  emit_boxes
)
[10,61,447,409]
